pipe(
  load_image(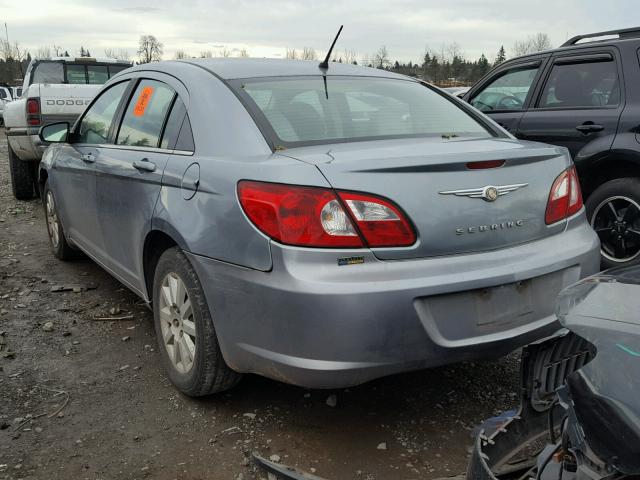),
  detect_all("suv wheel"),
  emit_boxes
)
[152,247,241,396]
[8,146,35,200]
[586,178,640,269]
[43,182,77,260]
